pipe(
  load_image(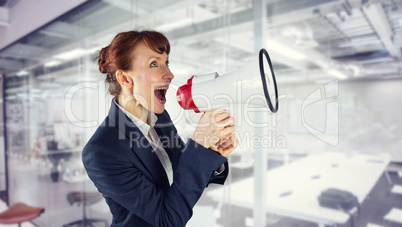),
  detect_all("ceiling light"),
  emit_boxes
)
[16,70,29,76]
[44,60,62,67]
[326,69,348,79]
[267,40,306,60]
[53,47,97,61]
[155,18,193,31]
[338,39,381,48]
